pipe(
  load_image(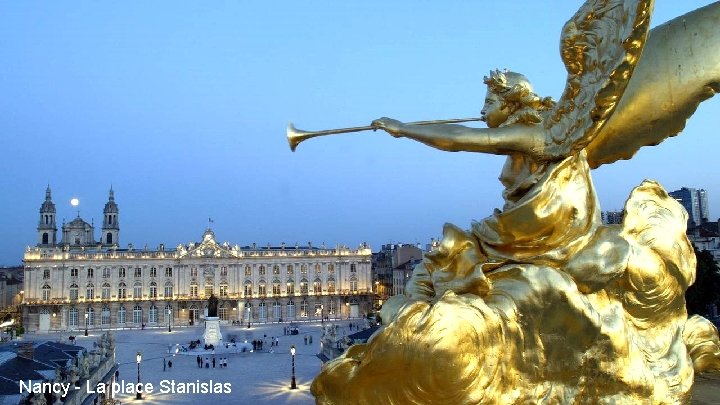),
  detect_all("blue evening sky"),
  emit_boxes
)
[0,1,717,265]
